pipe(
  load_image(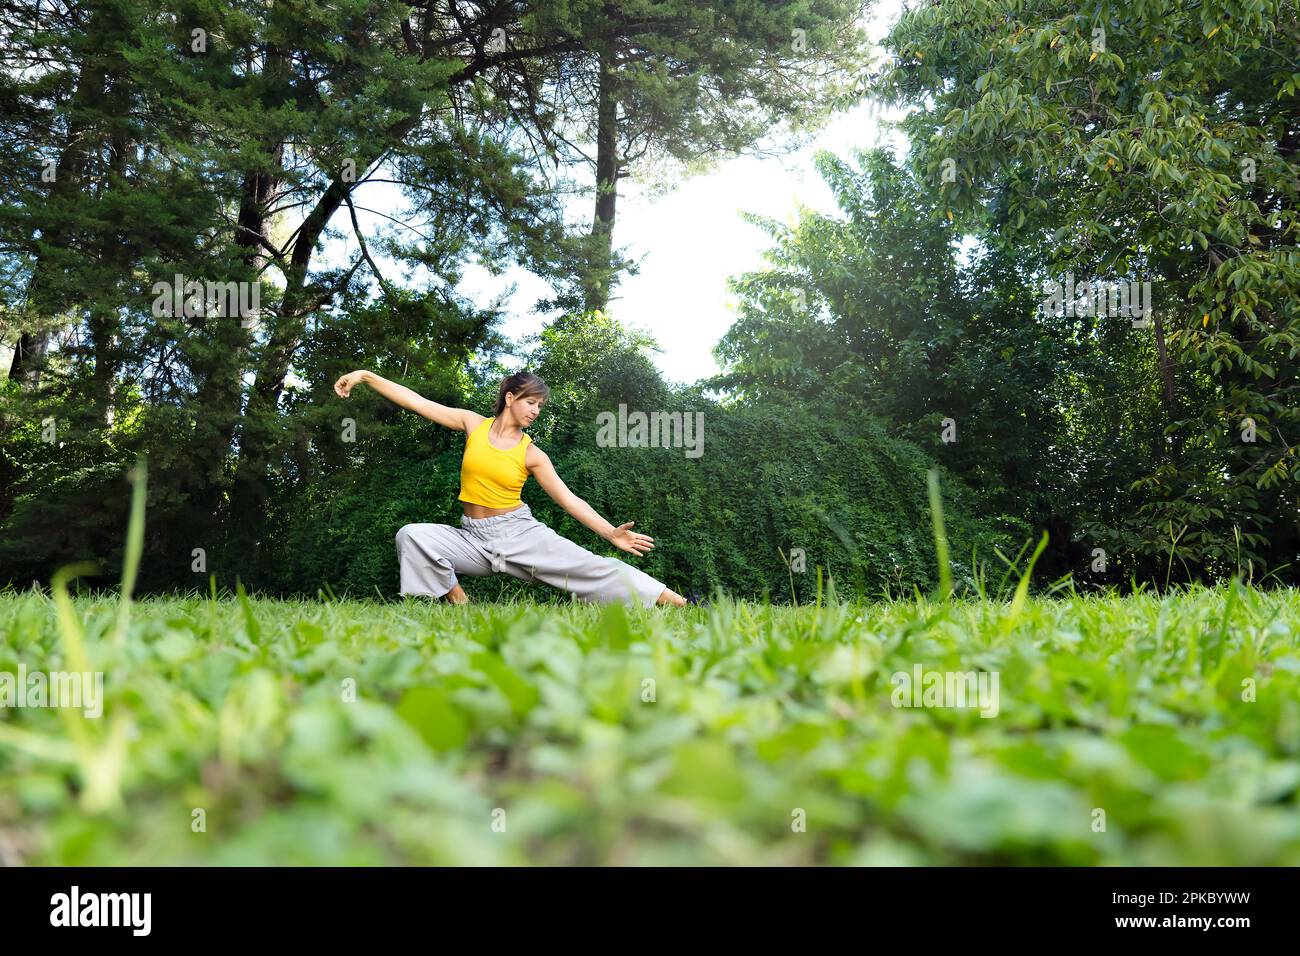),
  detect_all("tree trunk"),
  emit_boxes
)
[1152,312,1176,410]
[7,330,51,388]
[223,112,422,572]
[179,32,293,579]
[190,144,283,501]
[86,121,136,426]
[585,48,619,312]
[88,307,120,425]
